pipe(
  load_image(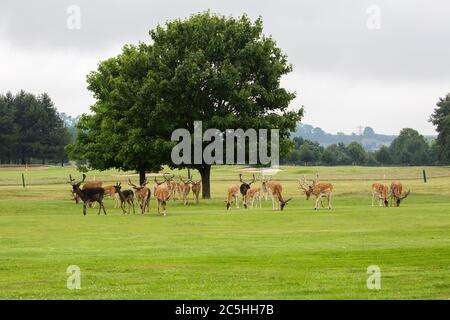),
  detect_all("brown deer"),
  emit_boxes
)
[190,178,201,205]
[154,176,172,216]
[246,187,262,208]
[113,182,135,214]
[299,177,333,210]
[371,182,389,207]
[128,178,151,214]
[226,184,240,210]
[261,176,276,201]
[239,174,256,209]
[68,174,107,216]
[390,181,410,207]
[268,182,291,211]
[179,176,191,205]
[103,185,121,208]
